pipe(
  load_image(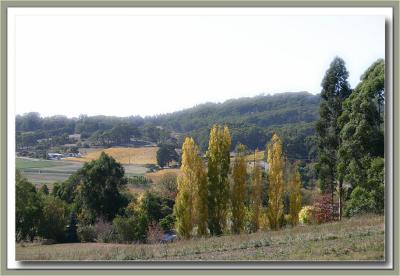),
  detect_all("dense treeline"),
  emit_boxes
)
[151,92,320,154]
[16,92,320,160]
[315,57,384,219]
